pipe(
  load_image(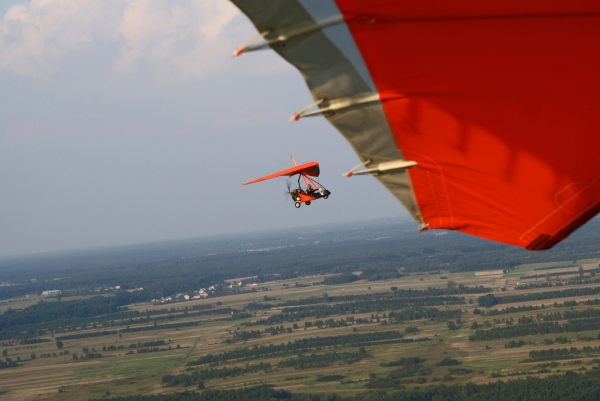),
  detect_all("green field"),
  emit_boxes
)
[503,259,600,278]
